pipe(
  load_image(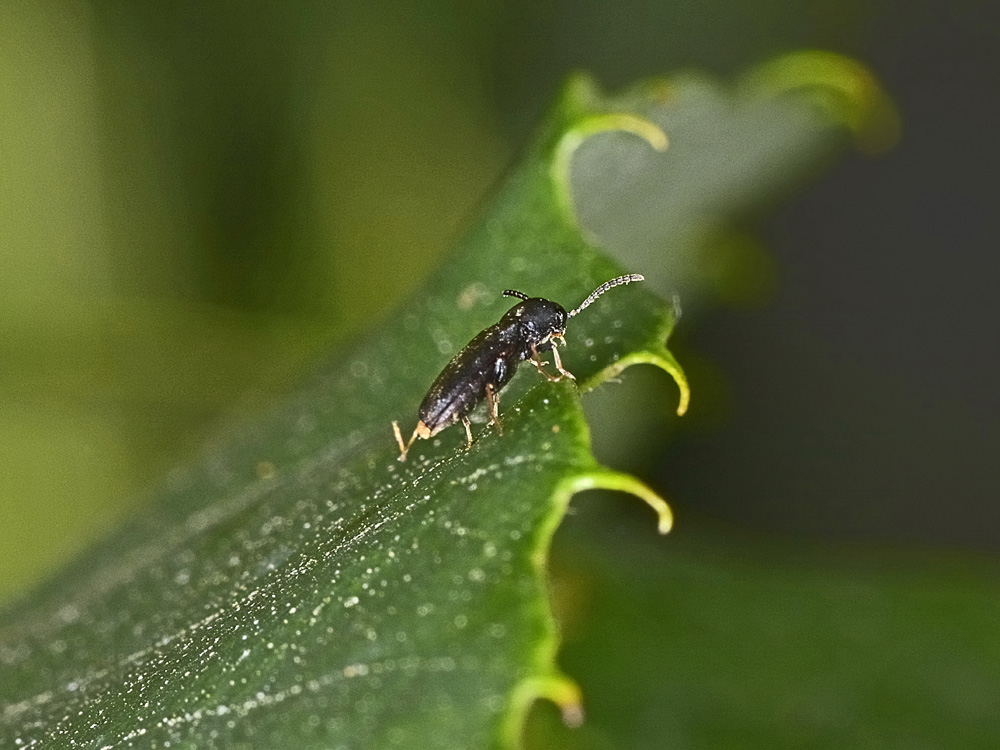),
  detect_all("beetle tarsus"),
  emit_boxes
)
[462,417,473,448]
[548,341,576,381]
[392,420,419,462]
[485,382,503,434]
[529,356,560,381]
[530,342,567,382]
